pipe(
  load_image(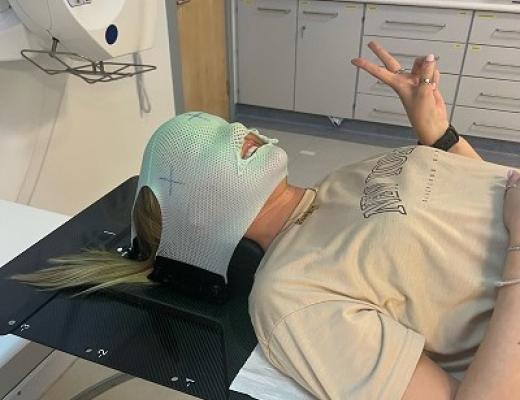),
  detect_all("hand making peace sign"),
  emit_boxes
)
[351,41,450,145]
